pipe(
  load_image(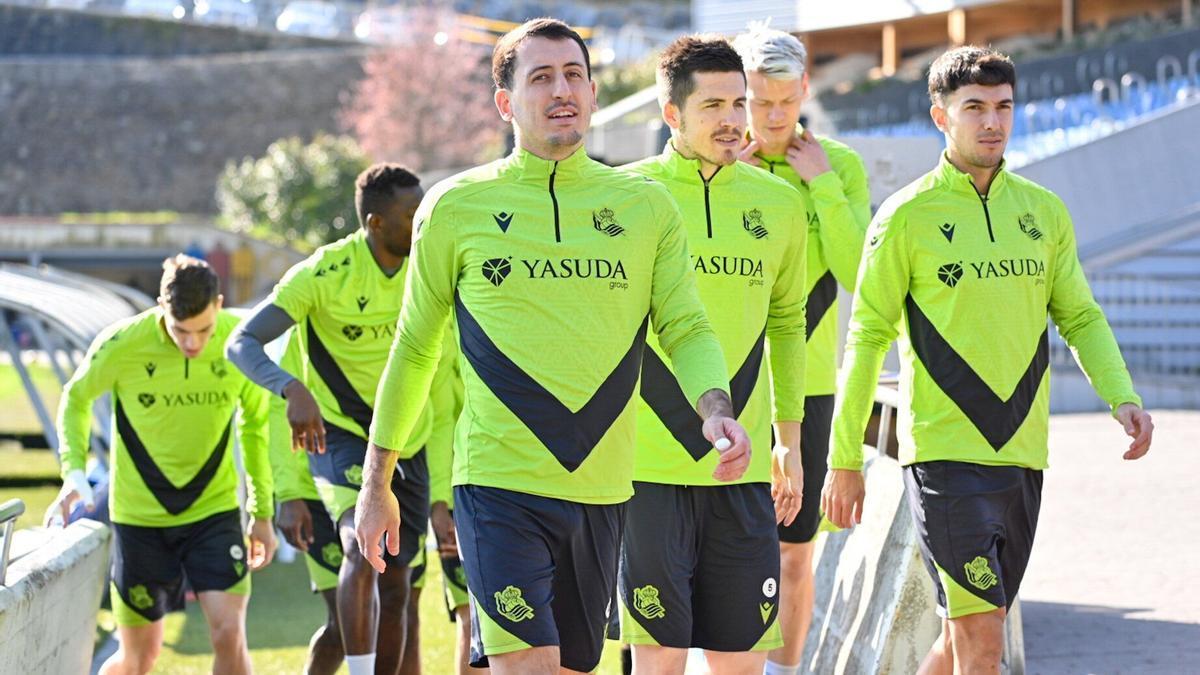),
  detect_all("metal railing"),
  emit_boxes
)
[0,498,25,586]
